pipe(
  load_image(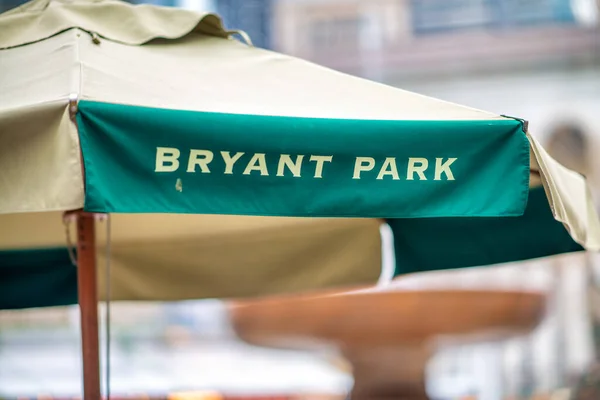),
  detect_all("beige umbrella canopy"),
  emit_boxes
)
[0,212,383,304]
[0,0,387,308]
[0,0,598,311]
